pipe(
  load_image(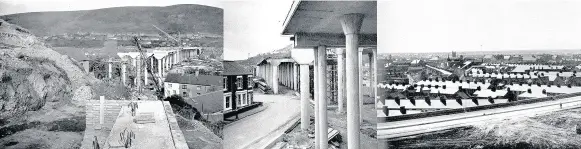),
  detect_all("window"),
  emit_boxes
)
[236,76,243,89]
[242,93,247,105]
[168,83,172,88]
[236,93,242,107]
[173,90,176,95]
[182,92,188,97]
[237,91,247,106]
[197,93,201,95]
[224,93,232,110]
[197,86,201,90]
[223,77,228,90]
[181,85,187,89]
[248,75,253,88]
[248,91,253,104]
